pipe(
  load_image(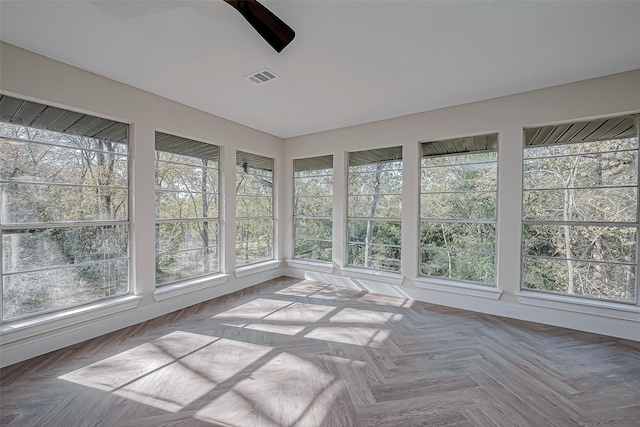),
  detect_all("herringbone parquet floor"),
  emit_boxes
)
[1,277,639,426]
